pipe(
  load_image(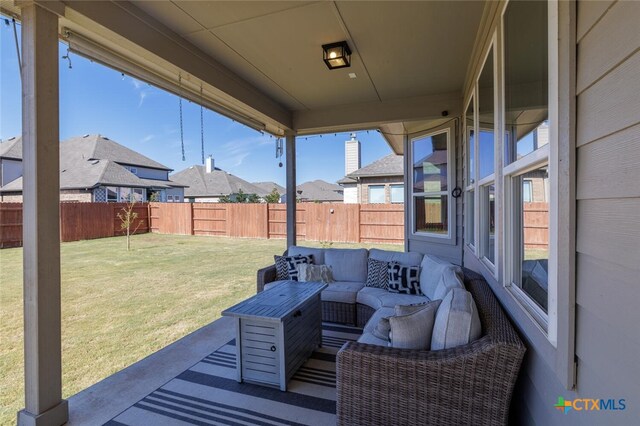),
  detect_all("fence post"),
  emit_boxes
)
[190,202,195,235]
